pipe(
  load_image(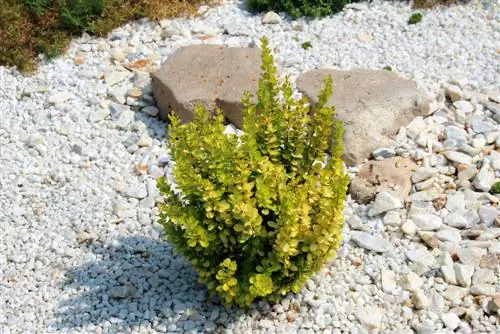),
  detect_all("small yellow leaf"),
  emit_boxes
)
[217,201,230,212]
